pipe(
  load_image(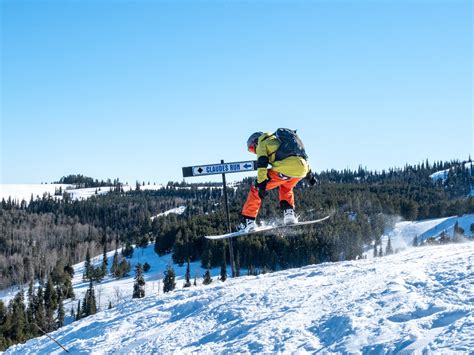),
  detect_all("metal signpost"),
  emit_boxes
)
[183,160,257,277]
